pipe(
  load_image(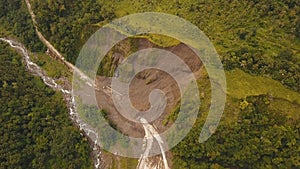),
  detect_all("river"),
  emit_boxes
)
[0,38,102,169]
[0,36,170,169]
[9,1,170,168]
